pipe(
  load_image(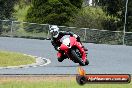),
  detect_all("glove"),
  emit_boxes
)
[73,34,78,38]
